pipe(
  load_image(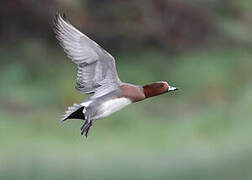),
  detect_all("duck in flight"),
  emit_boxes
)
[53,13,178,137]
